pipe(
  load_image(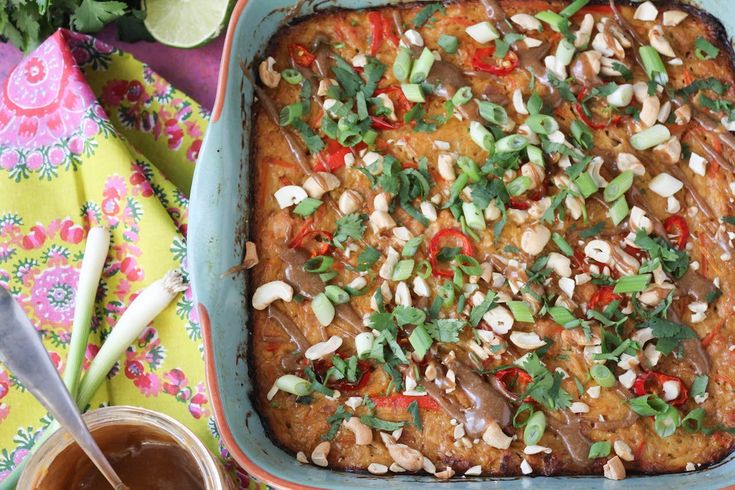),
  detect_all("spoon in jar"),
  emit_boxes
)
[0,287,127,490]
